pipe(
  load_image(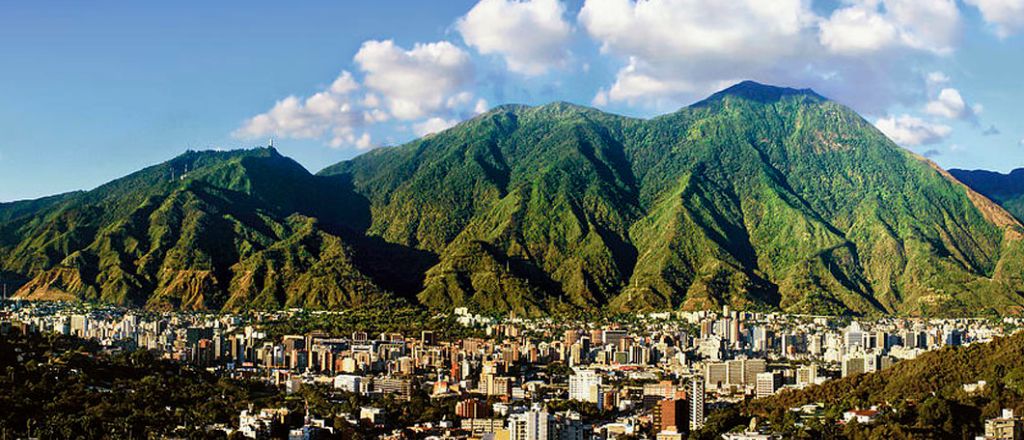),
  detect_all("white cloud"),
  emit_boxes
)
[819,4,899,54]
[821,0,959,55]
[924,87,980,120]
[236,39,480,149]
[965,0,1024,37]
[474,98,490,114]
[234,71,370,149]
[579,0,815,67]
[355,40,474,120]
[457,0,572,75]
[926,71,950,87]
[884,0,960,53]
[413,117,460,137]
[875,114,953,146]
[354,133,373,149]
[578,0,961,112]
[592,57,710,106]
[579,0,819,108]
